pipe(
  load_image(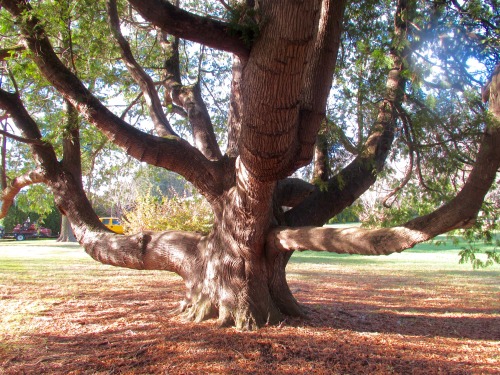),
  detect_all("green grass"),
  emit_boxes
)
[290,232,499,270]
[0,235,498,298]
